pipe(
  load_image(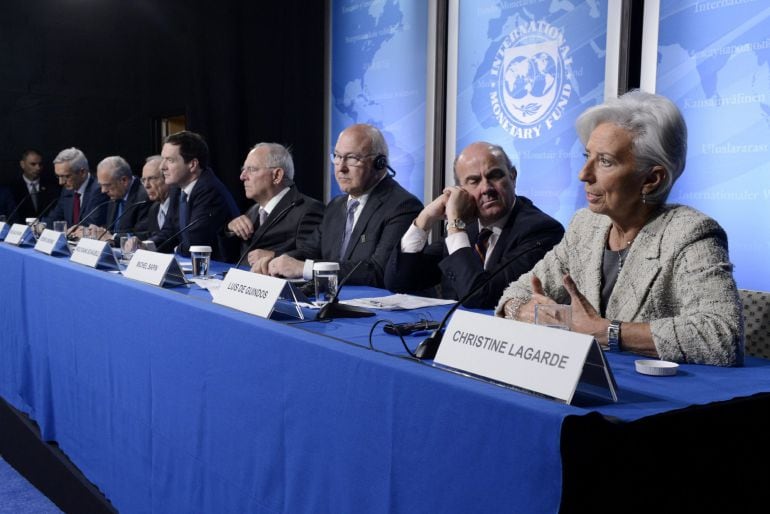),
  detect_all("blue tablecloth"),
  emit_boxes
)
[1,243,769,513]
